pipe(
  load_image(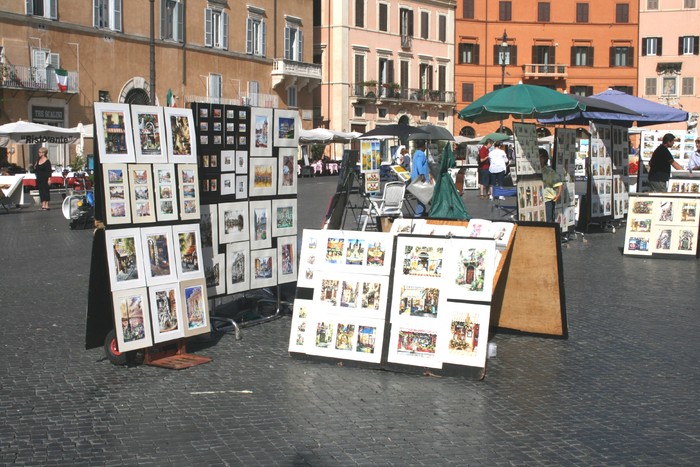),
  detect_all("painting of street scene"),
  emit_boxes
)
[356,326,376,353]
[402,245,443,277]
[170,115,192,155]
[154,288,179,333]
[178,232,200,273]
[184,284,206,329]
[320,279,339,306]
[448,312,480,357]
[230,250,246,284]
[678,230,694,251]
[360,281,382,310]
[275,206,294,229]
[680,202,697,222]
[111,236,139,283]
[325,237,344,264]
[117,293,146,343]
[455,247,488,292]
[136,111,162,154]
[280,243,294,275]
[340,280,359,308]
[345,238,365,265]
[108,168,124,183]
[277,117,295,140]
[254,207,268,241]
[102,111,128,154]
[315,322,334,348]
[255,114,270,148]
[396,328,437,357]
[110,202,126,218]
[145,233,171,277]
[366,241,386,267]
[253,164,273,188]
[254,255,273,279]
[398,286,439,318]
[335,323,356,351]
